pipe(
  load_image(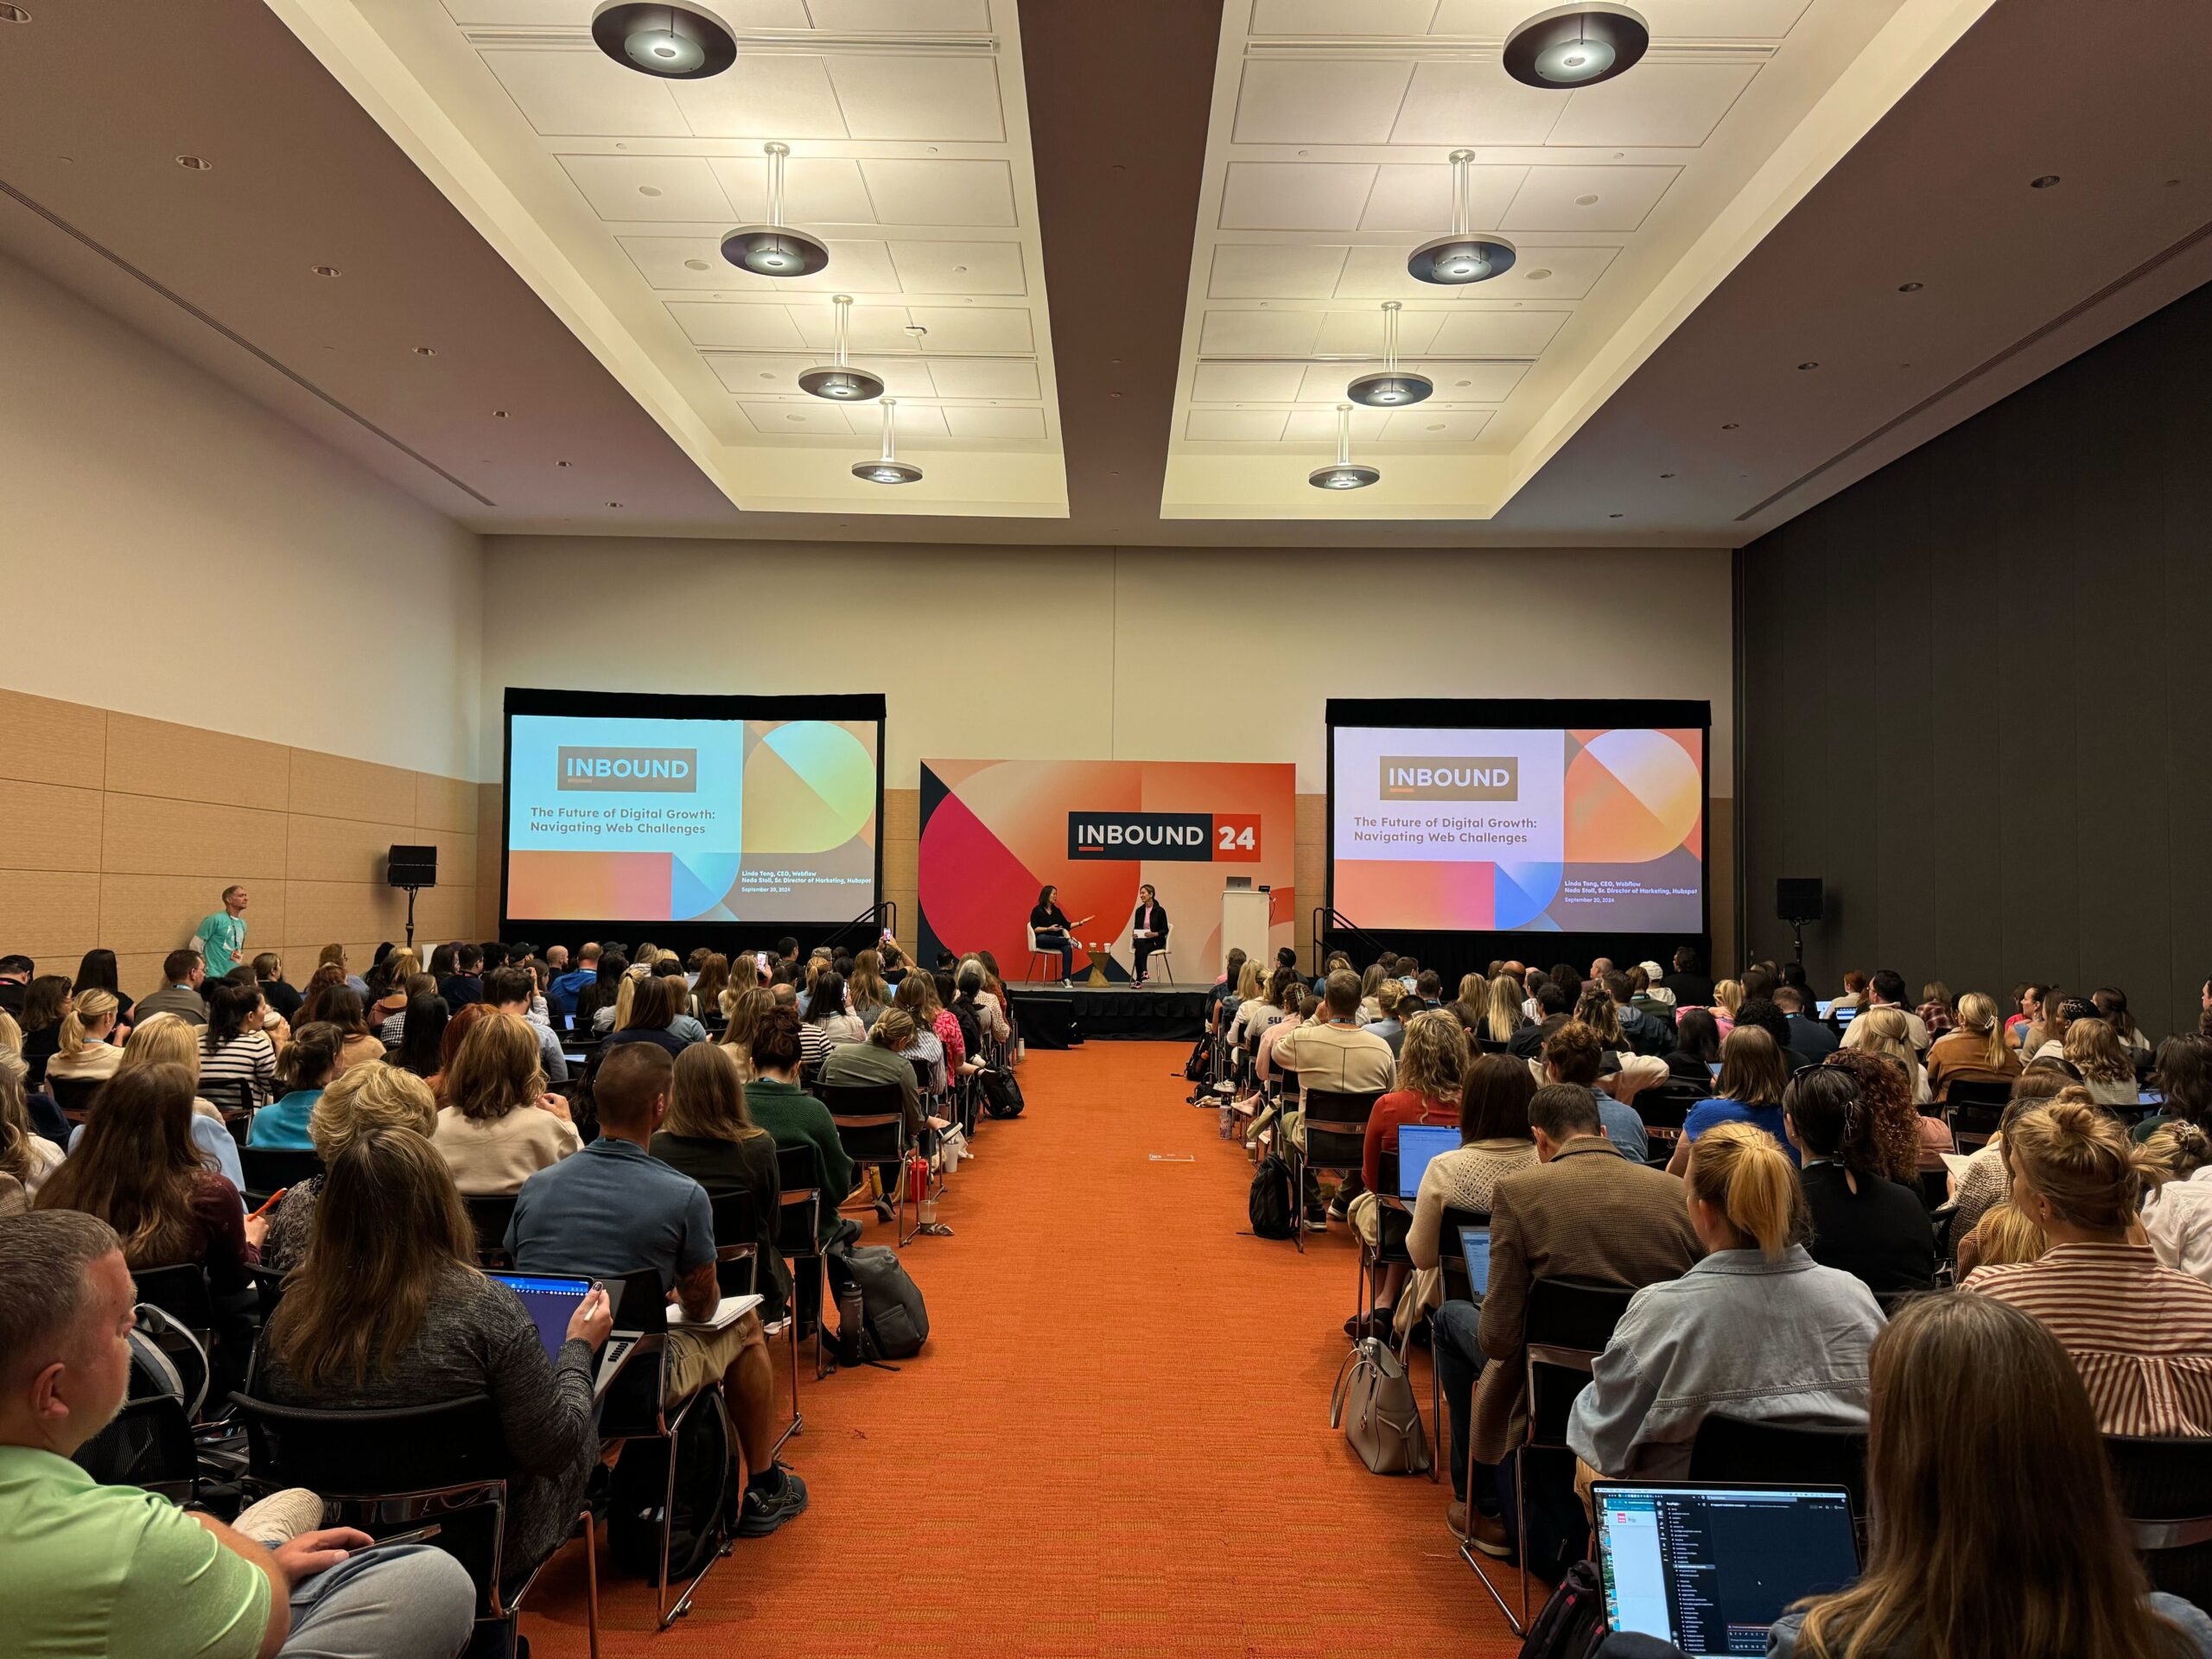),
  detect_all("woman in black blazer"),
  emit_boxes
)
[1129,885,1170,985]
[1029,885,1083,986]
[1783,1065,1936,1295]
